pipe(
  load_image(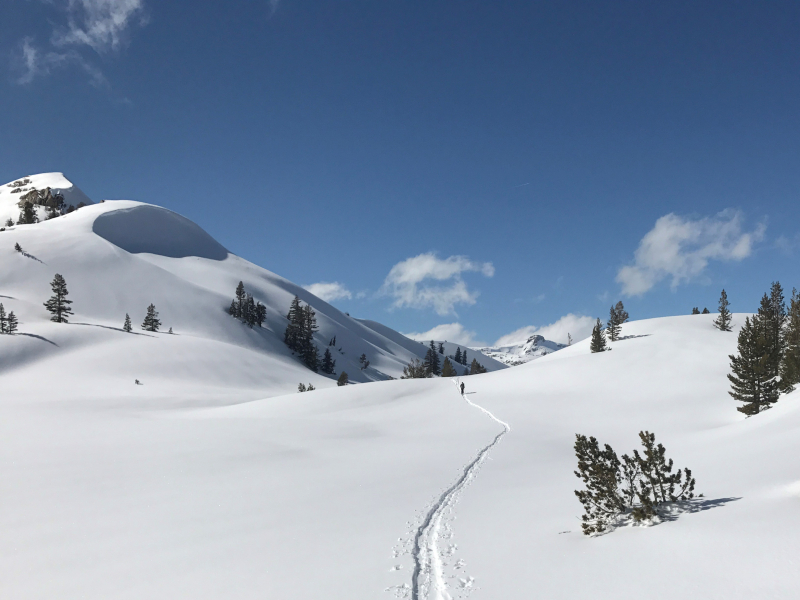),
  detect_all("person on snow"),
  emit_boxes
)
[460,382,465,395]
